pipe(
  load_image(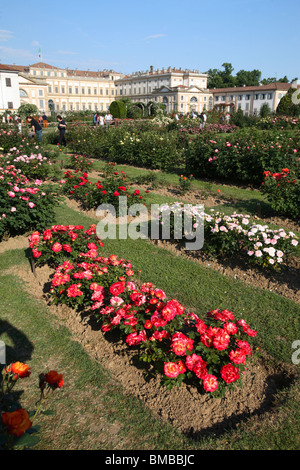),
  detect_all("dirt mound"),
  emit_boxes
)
[5,261,296,438]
